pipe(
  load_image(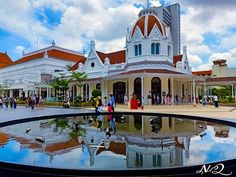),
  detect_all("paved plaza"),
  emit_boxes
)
[0,106,93,123]
[0,104,236,123]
